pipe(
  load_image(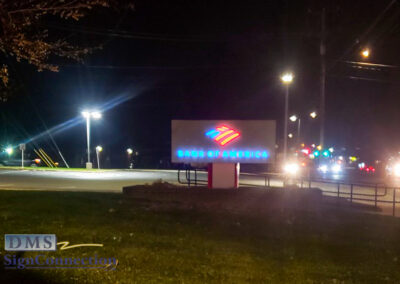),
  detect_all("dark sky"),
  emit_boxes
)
[2,0,400,167]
